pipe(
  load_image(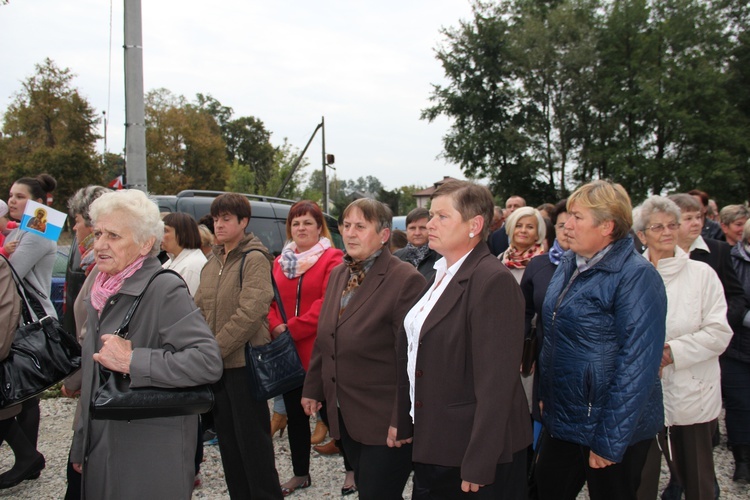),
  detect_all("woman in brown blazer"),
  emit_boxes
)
[302,198,425,500]
[390,180,532,499]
